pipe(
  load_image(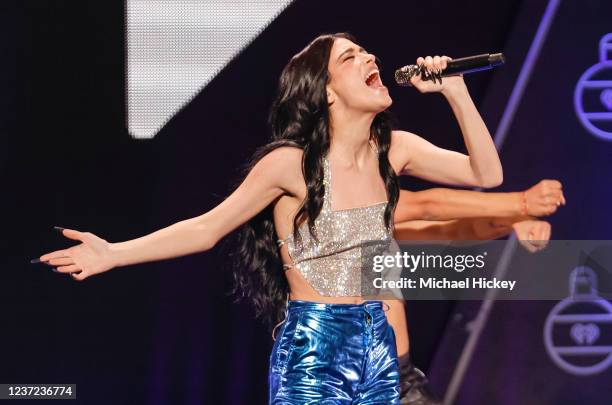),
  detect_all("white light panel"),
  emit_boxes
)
[126,0,293,139]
